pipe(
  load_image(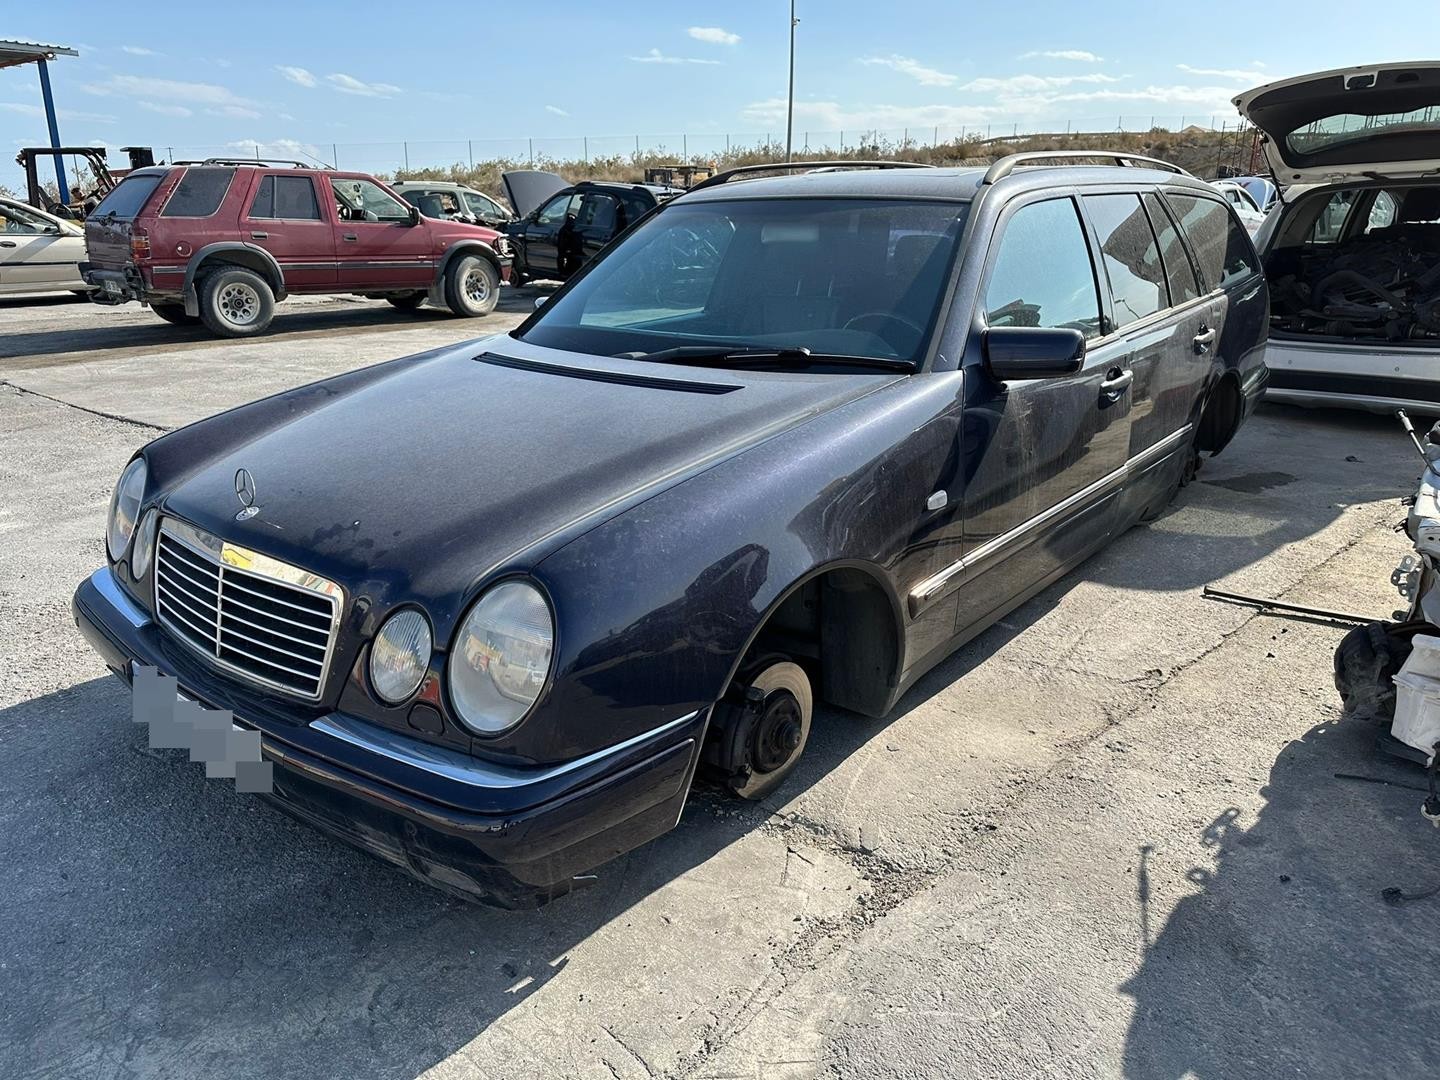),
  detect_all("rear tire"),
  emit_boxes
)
[151,302,200,326]
[443,255,499,318]
[1334,621,1414,723]
[387,293,425,311]
[198,266,275,337]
